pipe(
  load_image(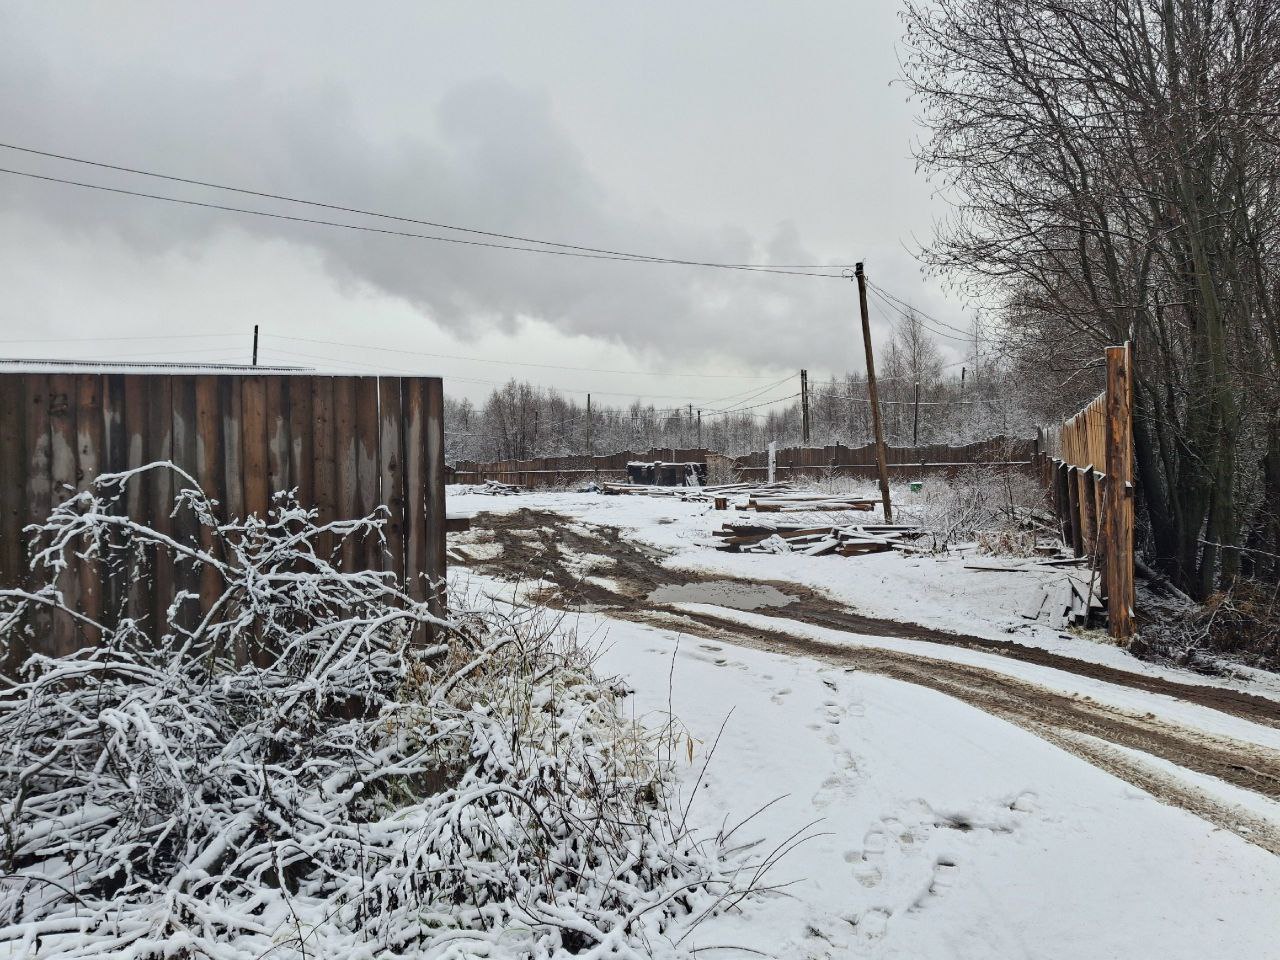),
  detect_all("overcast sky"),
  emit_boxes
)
[0,1,970,409]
